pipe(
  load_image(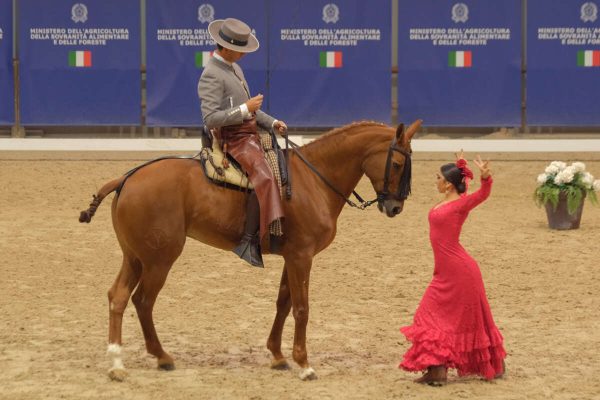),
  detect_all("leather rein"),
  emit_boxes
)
[281,133,412,210]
